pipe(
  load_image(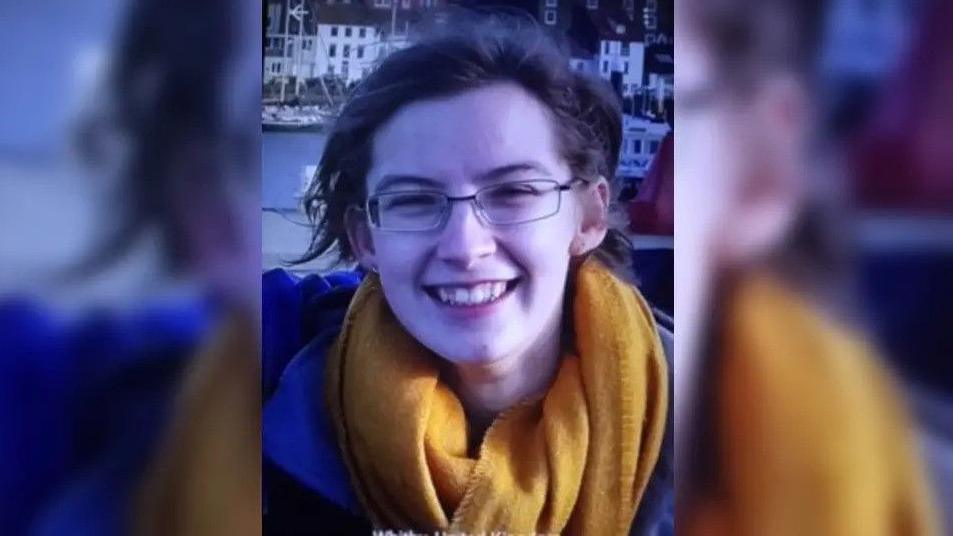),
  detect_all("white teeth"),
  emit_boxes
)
[491,281,505,300]
[432,281,512,306]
